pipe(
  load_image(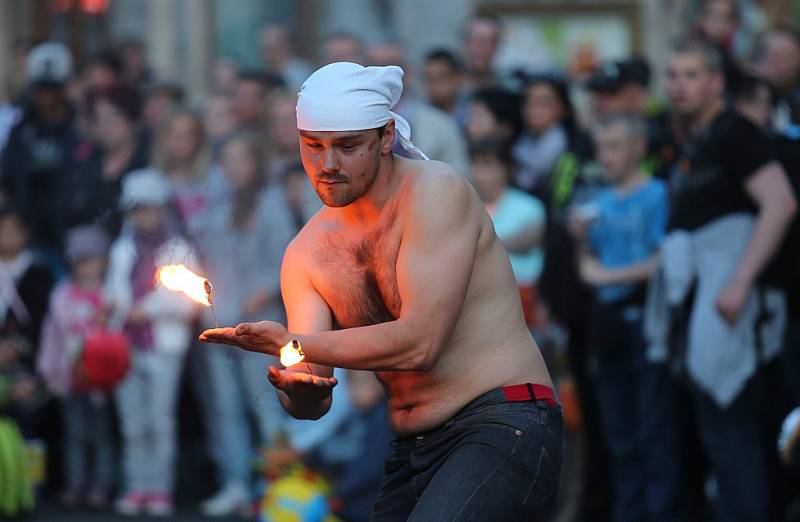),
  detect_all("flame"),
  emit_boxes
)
[280,340,305,367]
[158,264,211,306]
